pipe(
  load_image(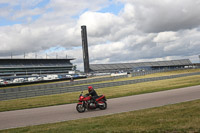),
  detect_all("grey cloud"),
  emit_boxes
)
[121,0,200,33]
